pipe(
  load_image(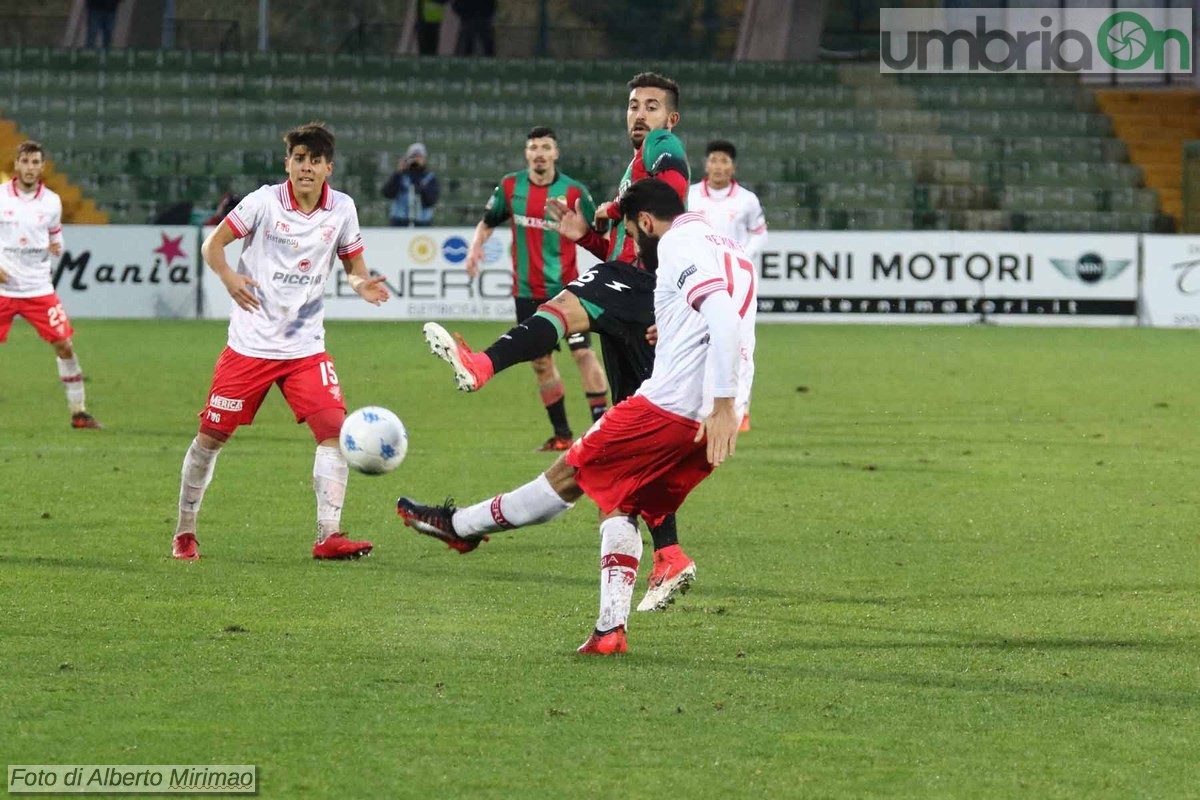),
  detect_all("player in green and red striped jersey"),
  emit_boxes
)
[567,72,690,265]
[464,126,609,452]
